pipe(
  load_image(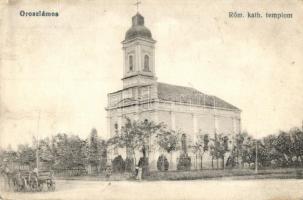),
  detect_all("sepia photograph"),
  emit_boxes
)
[0,0,303,199]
